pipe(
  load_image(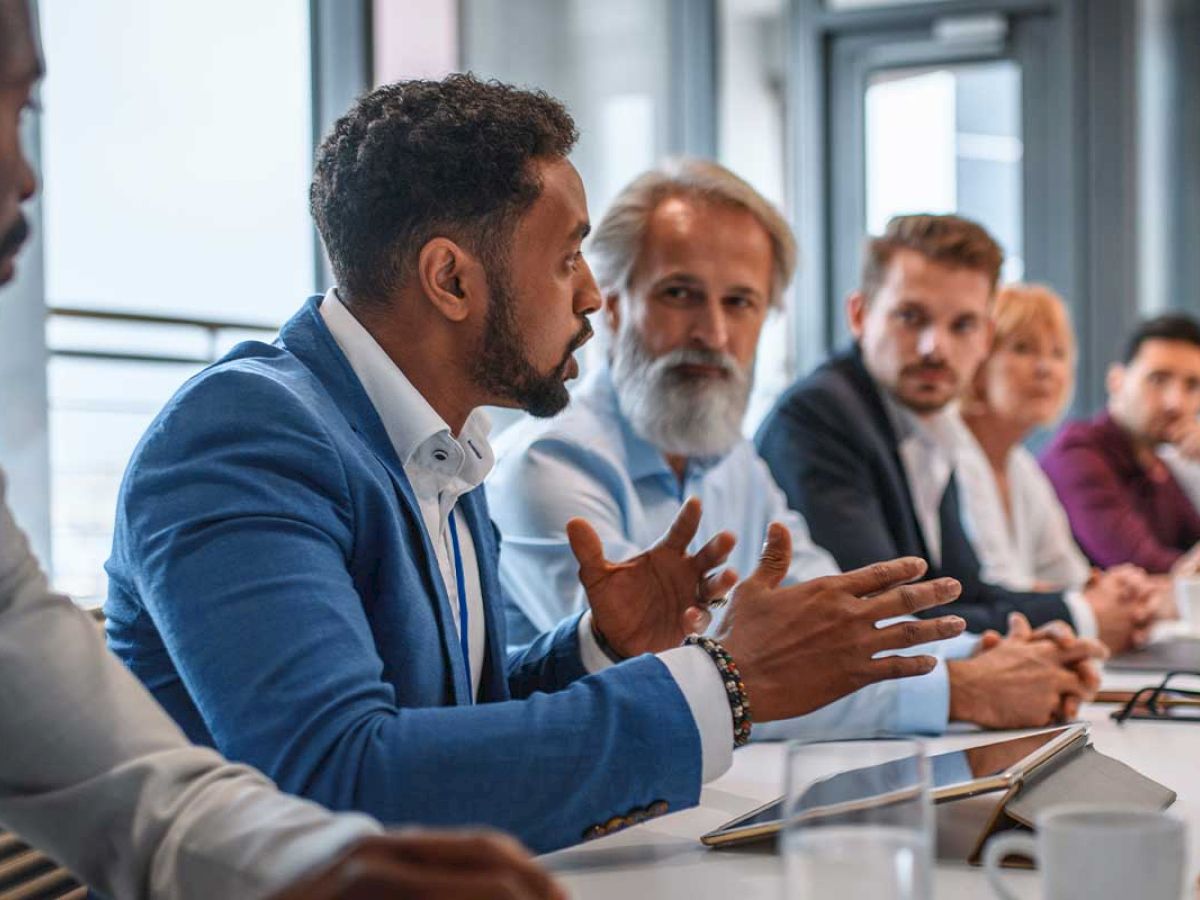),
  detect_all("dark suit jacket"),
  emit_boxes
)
[755,346,1073,634]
